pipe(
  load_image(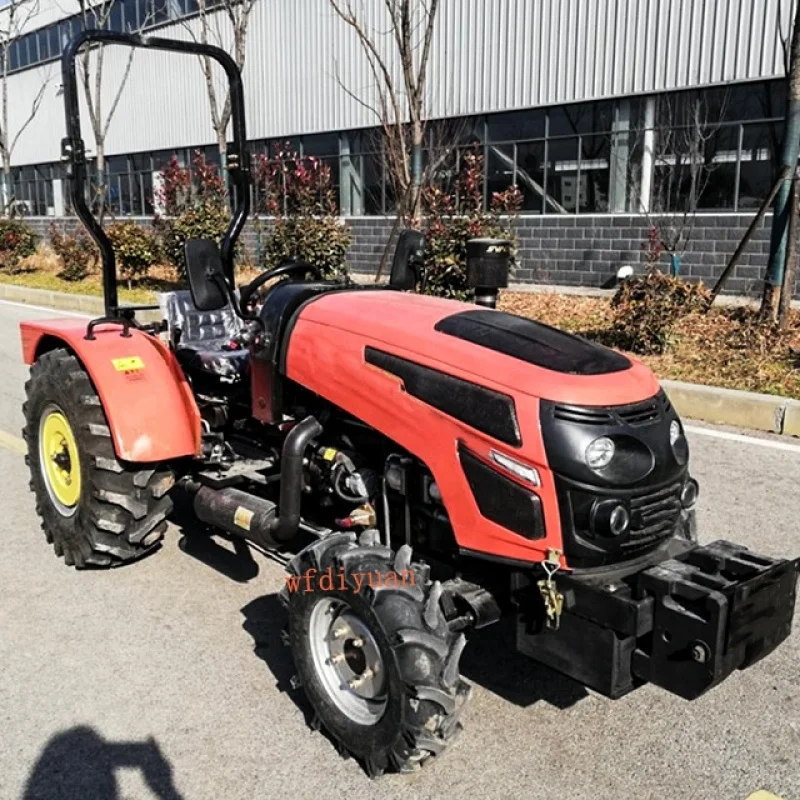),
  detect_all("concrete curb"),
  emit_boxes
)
[0,282,105,314]
[2,282,798,438]
[660,380,800,437]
